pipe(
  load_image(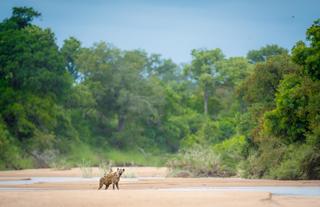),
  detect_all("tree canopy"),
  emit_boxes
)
[0,7,319,179]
